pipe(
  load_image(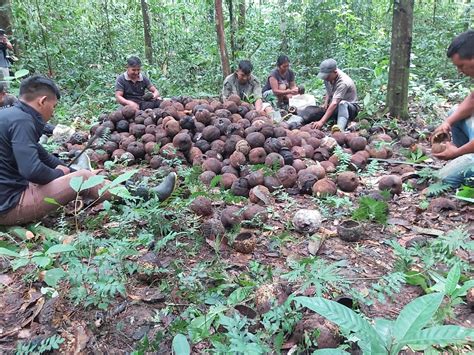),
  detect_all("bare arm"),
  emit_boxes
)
[148,85,161,99]
[115,91,139,109]
[255,98,263,111]
[311,98,340,129]
[269,77,293,95]
[4,36,13,51]
[434,92,474,138]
